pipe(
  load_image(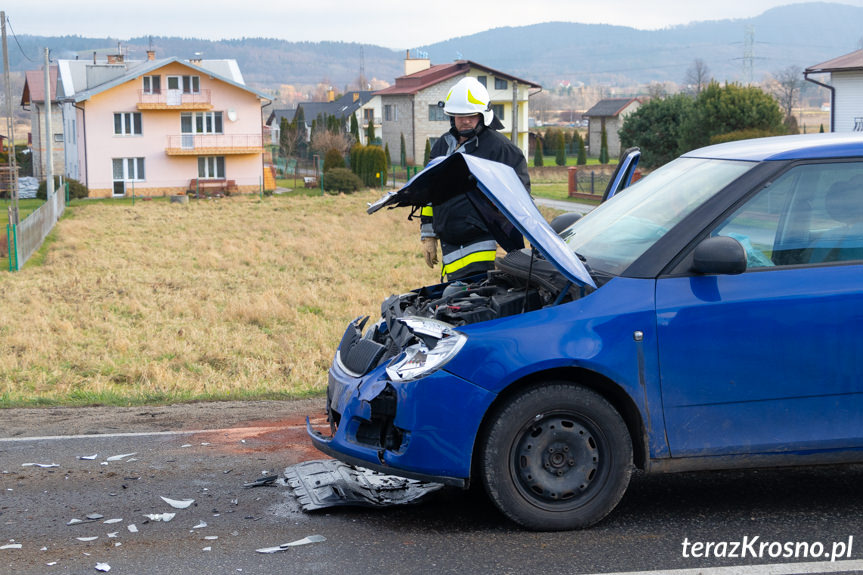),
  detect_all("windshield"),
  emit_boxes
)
[561,157,754,275]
